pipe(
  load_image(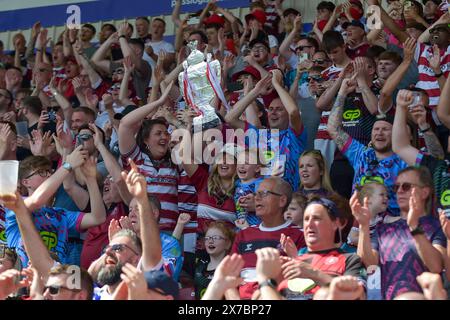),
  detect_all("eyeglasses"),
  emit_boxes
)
[393,182,422,193]
[103,243,139,256]
[44,285,81,295]
[254,190,283,198]
[251,45,268,52]
[24,168,52,179]
[204,235,225,242]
